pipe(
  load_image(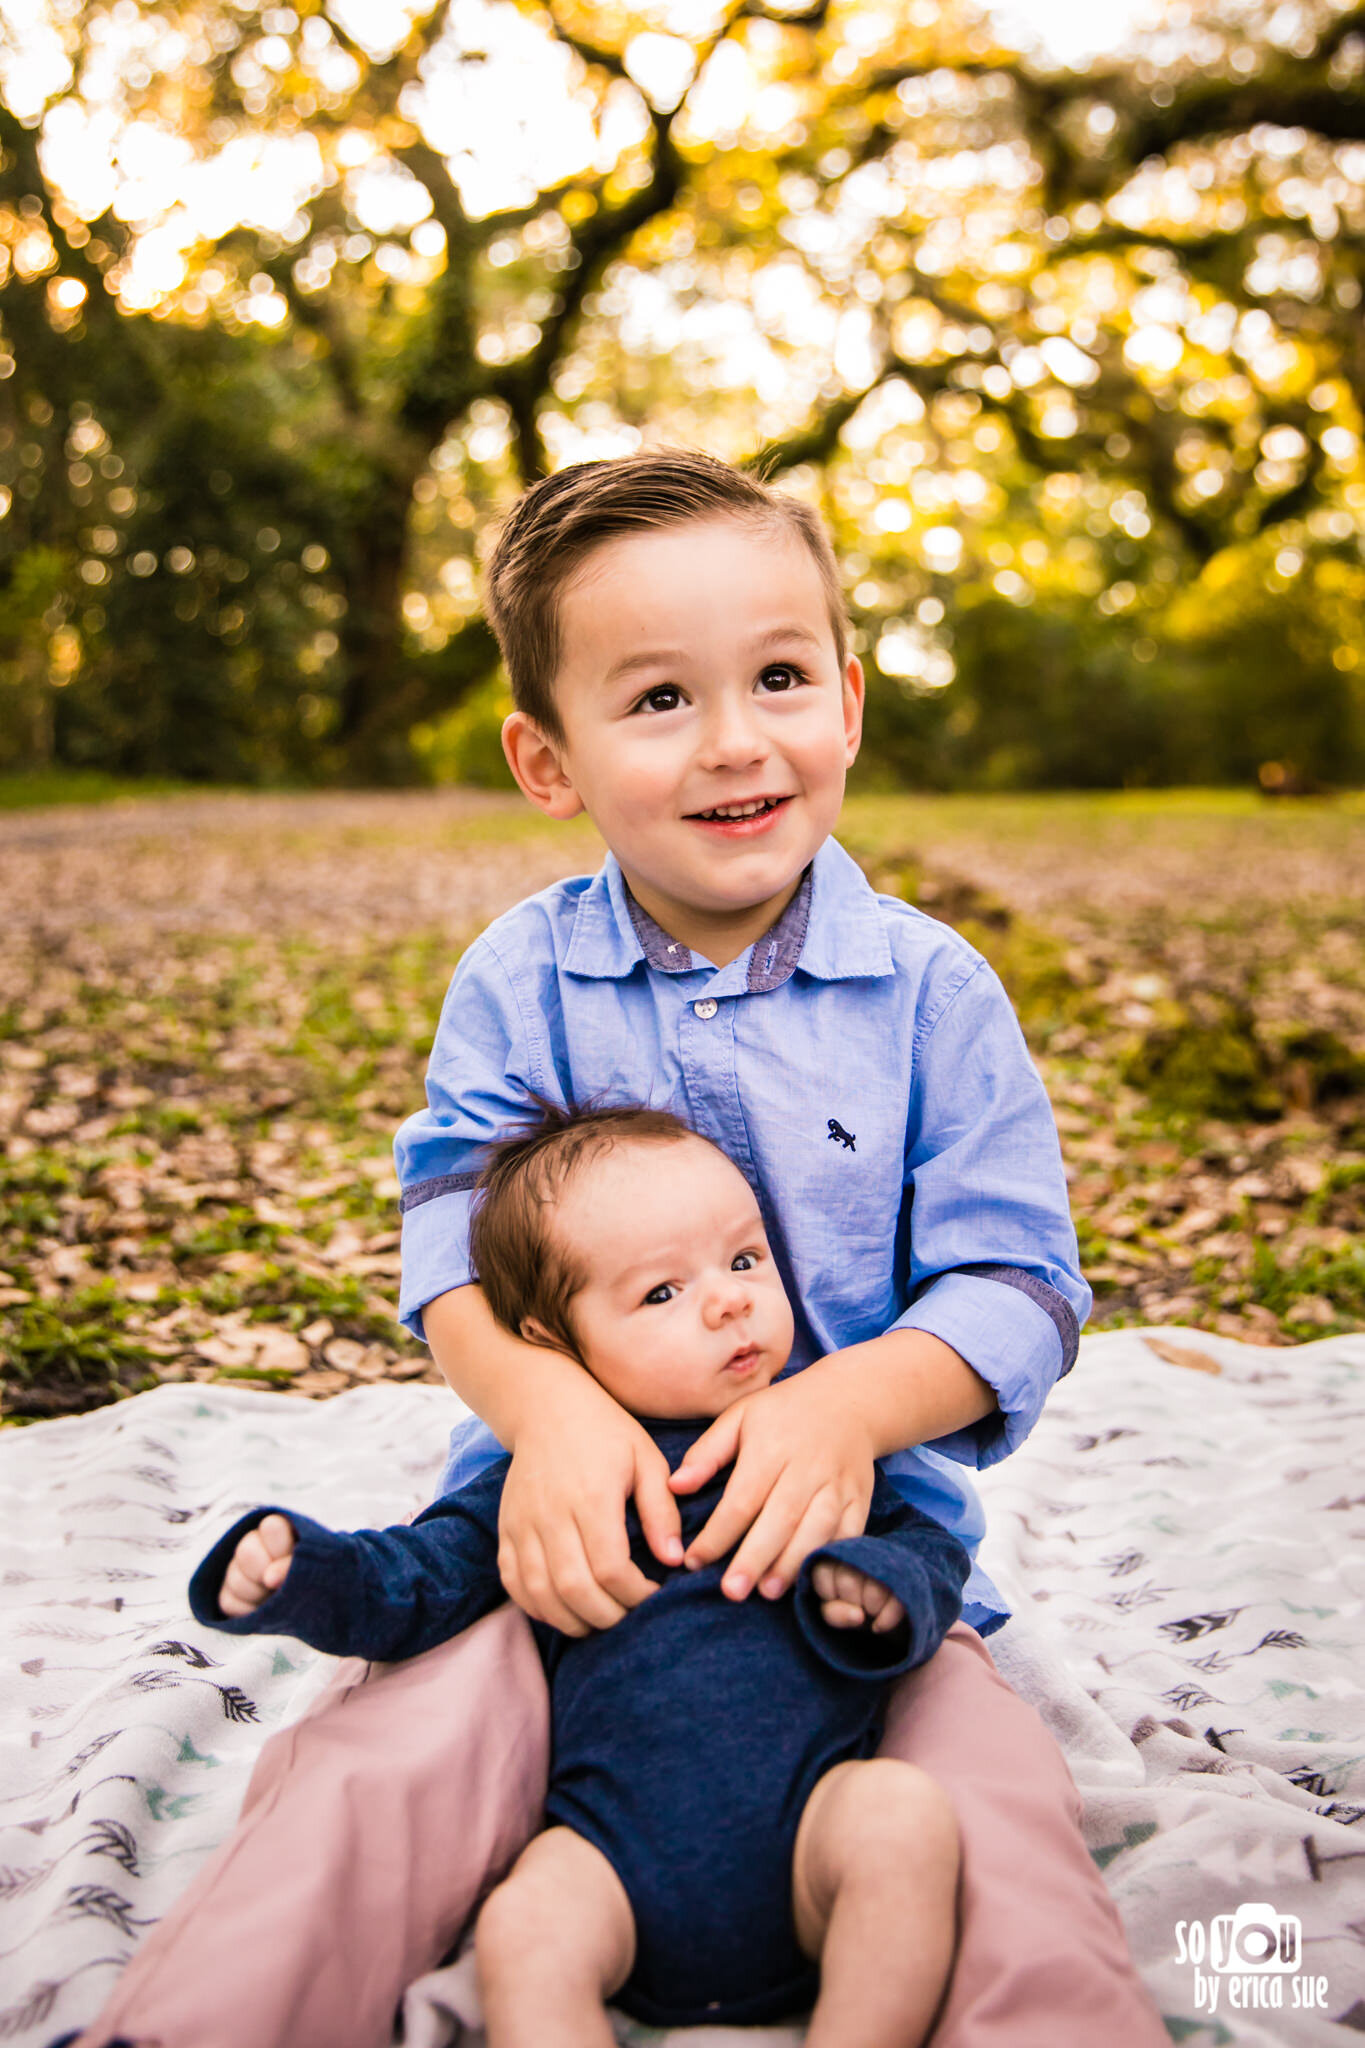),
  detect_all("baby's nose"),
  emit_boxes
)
[705,1275,750,1322]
